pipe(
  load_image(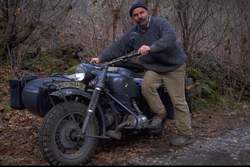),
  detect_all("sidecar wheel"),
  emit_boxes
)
[39,102,99,165]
